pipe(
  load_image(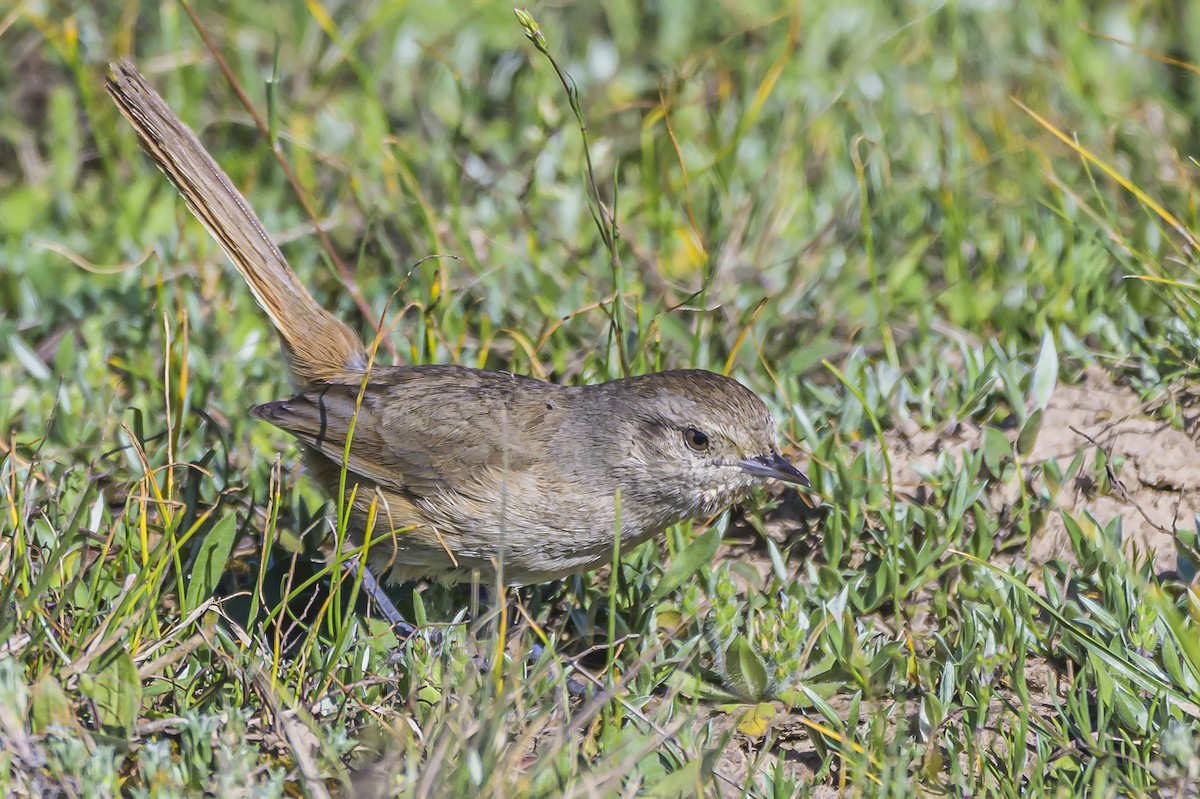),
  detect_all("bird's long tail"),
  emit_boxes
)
[105,59,365,389]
